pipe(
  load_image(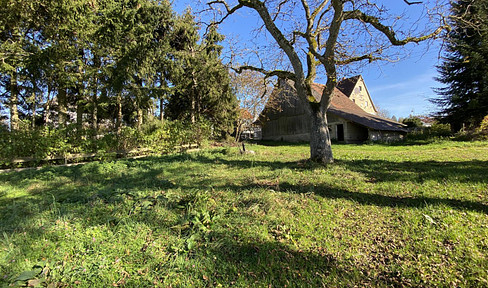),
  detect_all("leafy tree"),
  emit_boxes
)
[166,13,237,136]
[103,0,174,130]
[433,0,488,131]
[0,0,38,130]
[0,0,233,147]
[208,0,448,163]
[402,116,423,128]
